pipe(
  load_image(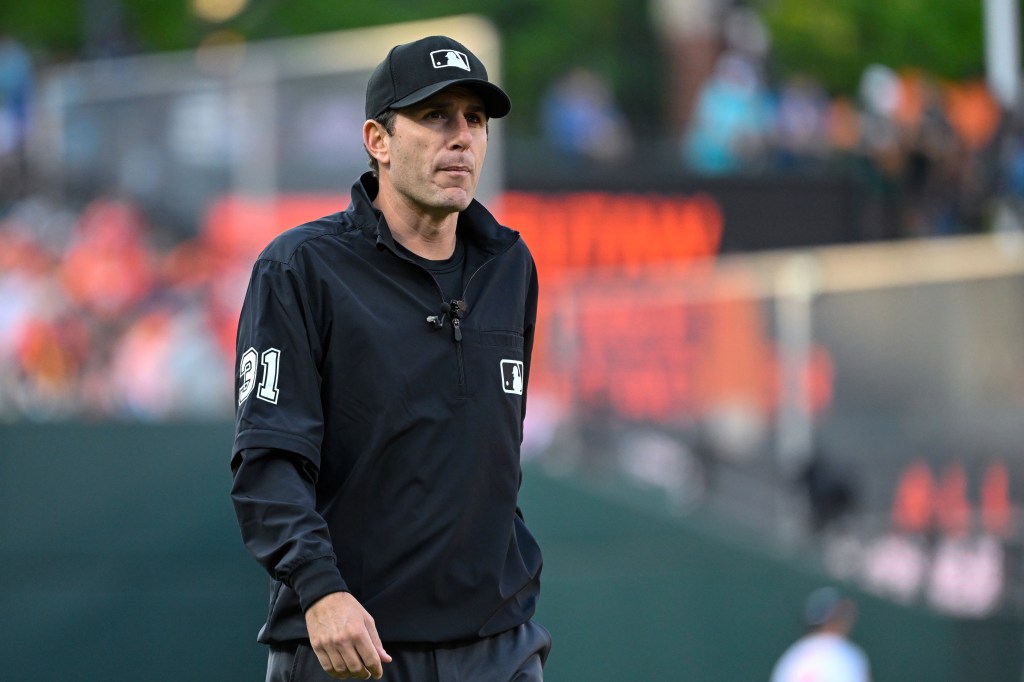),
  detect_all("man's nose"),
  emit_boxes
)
[448,117,473,148]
